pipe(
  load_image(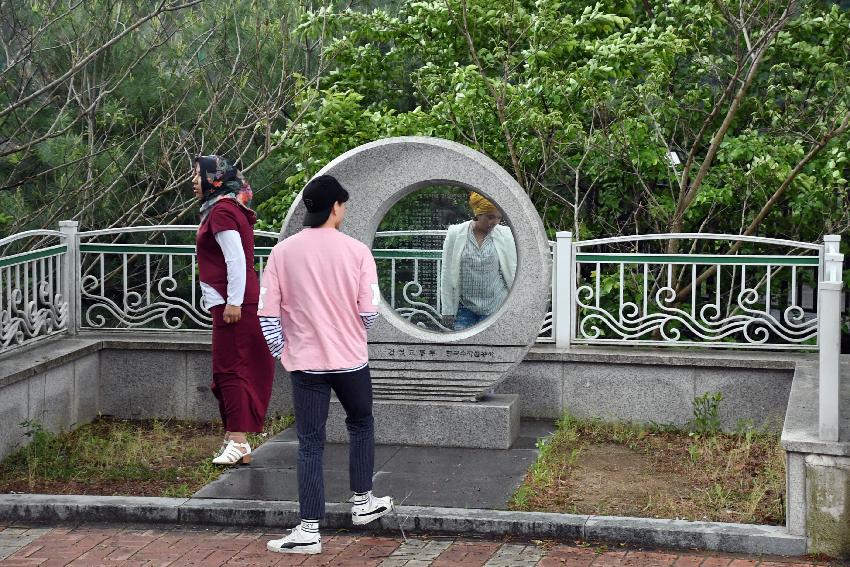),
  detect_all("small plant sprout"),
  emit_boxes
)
[687,444,700,463]
[690,391,724,436]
